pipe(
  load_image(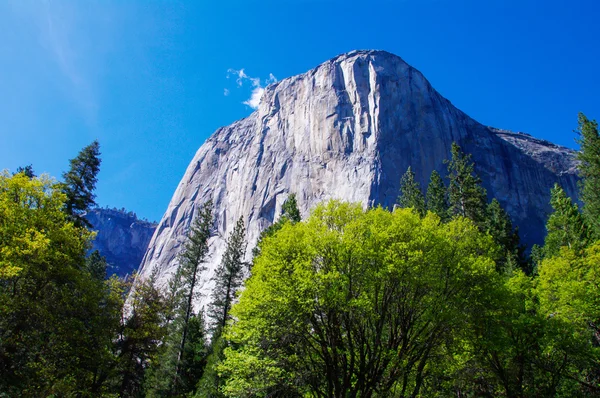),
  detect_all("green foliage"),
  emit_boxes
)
[253,193,302,258]
[208,217,247,332]
[179,314,209,393]
[220,201,499,397]
[544,184,591,258]
[536,242,600,394]
[280,193,301,224]
[397,166,426,216]
[446,142,488,227]
[14,165,35,179]
[62,140,102,228]
[195,335,226,398]
[576,112,600,238]
[87,249,108,280]
[485,198,525,273]
[0,172,122,396]
[426,169,449,221]
[114,272,167,397]
[146,201,213,397]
